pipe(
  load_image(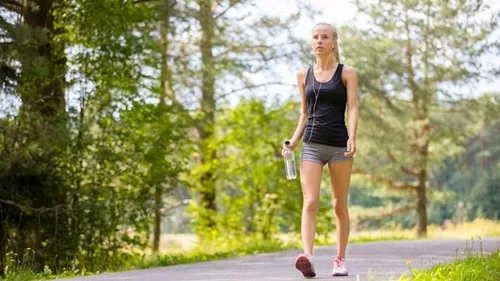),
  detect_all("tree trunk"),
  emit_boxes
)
[413,111,430,238]
[159,0,176,105]
[415,114,430,238]
[415,118,429,238]
[21,0,67,122]
[416,175,428,237]
[405,10,430,238]
[152,0,175,252]
[153,185,162,252]
[196,0,217,231]
[6,0,69,268]
[0,208,5,277]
